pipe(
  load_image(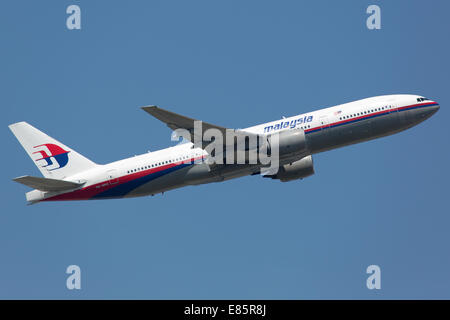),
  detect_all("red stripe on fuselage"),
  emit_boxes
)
[41,155,205,201]
[304,101,436,133]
